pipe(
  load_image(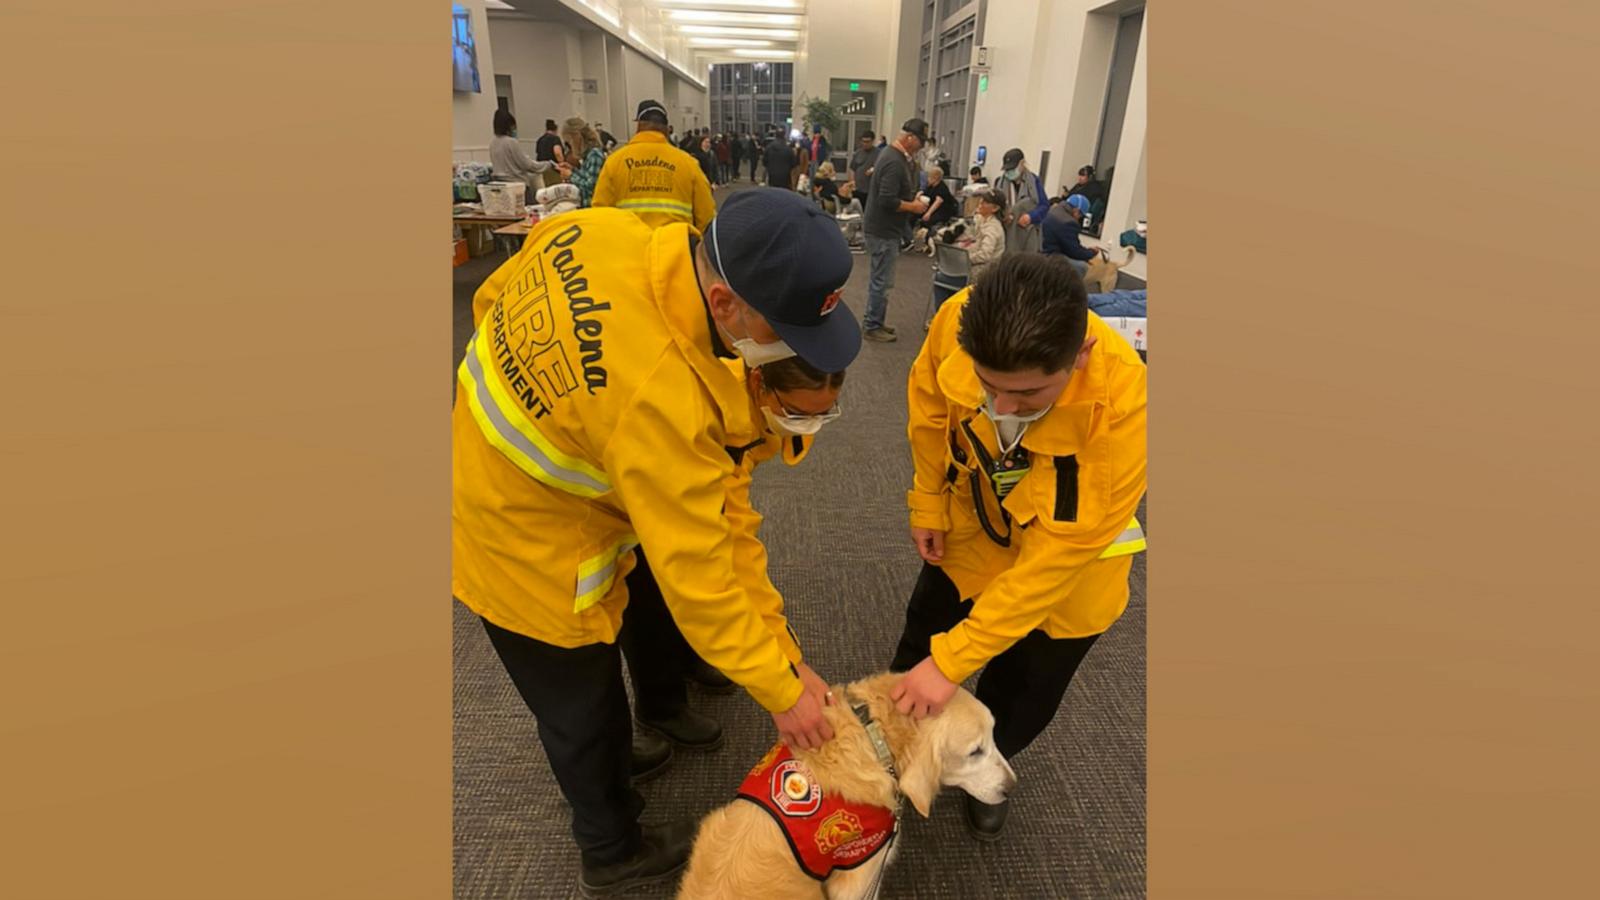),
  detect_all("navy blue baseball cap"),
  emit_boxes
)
[704,190,861,372]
